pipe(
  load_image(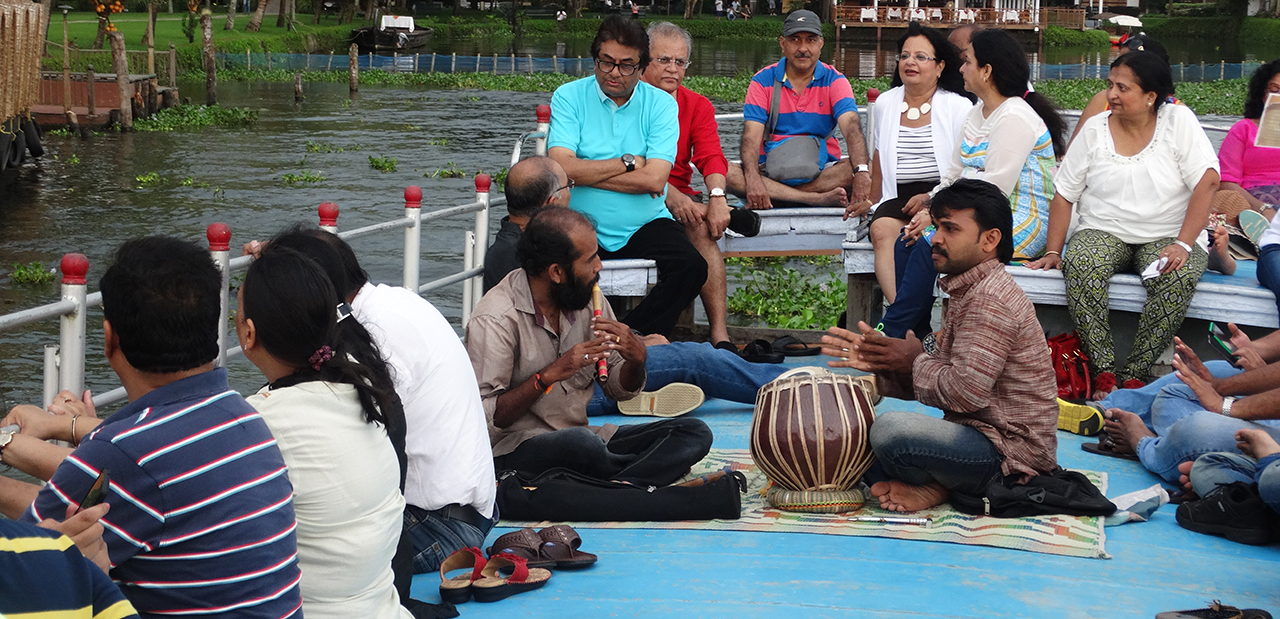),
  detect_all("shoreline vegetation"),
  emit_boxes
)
[197,68,1251,116]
